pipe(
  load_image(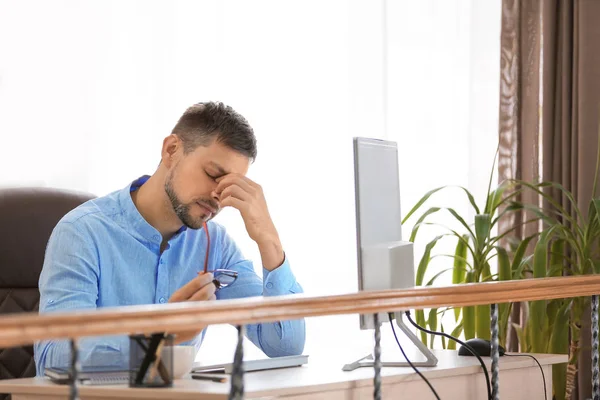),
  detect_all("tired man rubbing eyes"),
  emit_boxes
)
[34,102,305,376]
